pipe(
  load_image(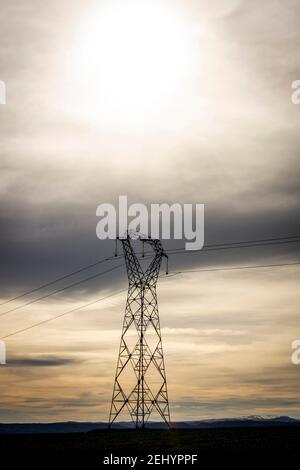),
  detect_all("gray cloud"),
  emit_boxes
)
[0,0,299,423]
[8,355,80,367]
